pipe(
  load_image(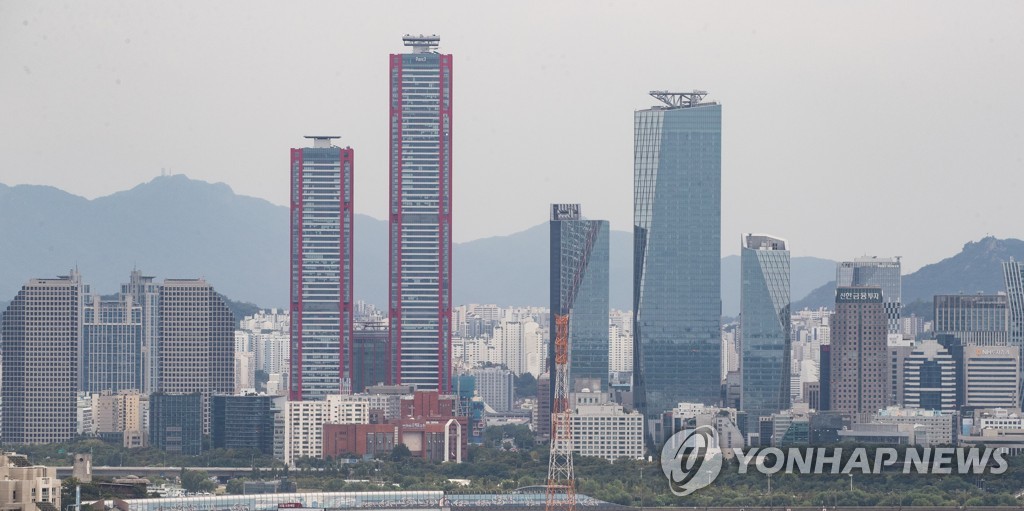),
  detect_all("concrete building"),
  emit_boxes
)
[1,272,84,444]
[492,318,543,377]
[634,91,722,438]
[830,287,891,422]
[837,256,902,334]
[962,345,1020,409]
[469,367,514,412]
[666,402,745,454]
[389,35,454,392]
[282,395,369,465]
[290,137,355,399]
[739,234,791,434]
[158,279,234,435]
[0,453,61,511]
[92,390,148,448]
[609,325,633,374]
[570,391,643,461]
[872,406,956,445]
